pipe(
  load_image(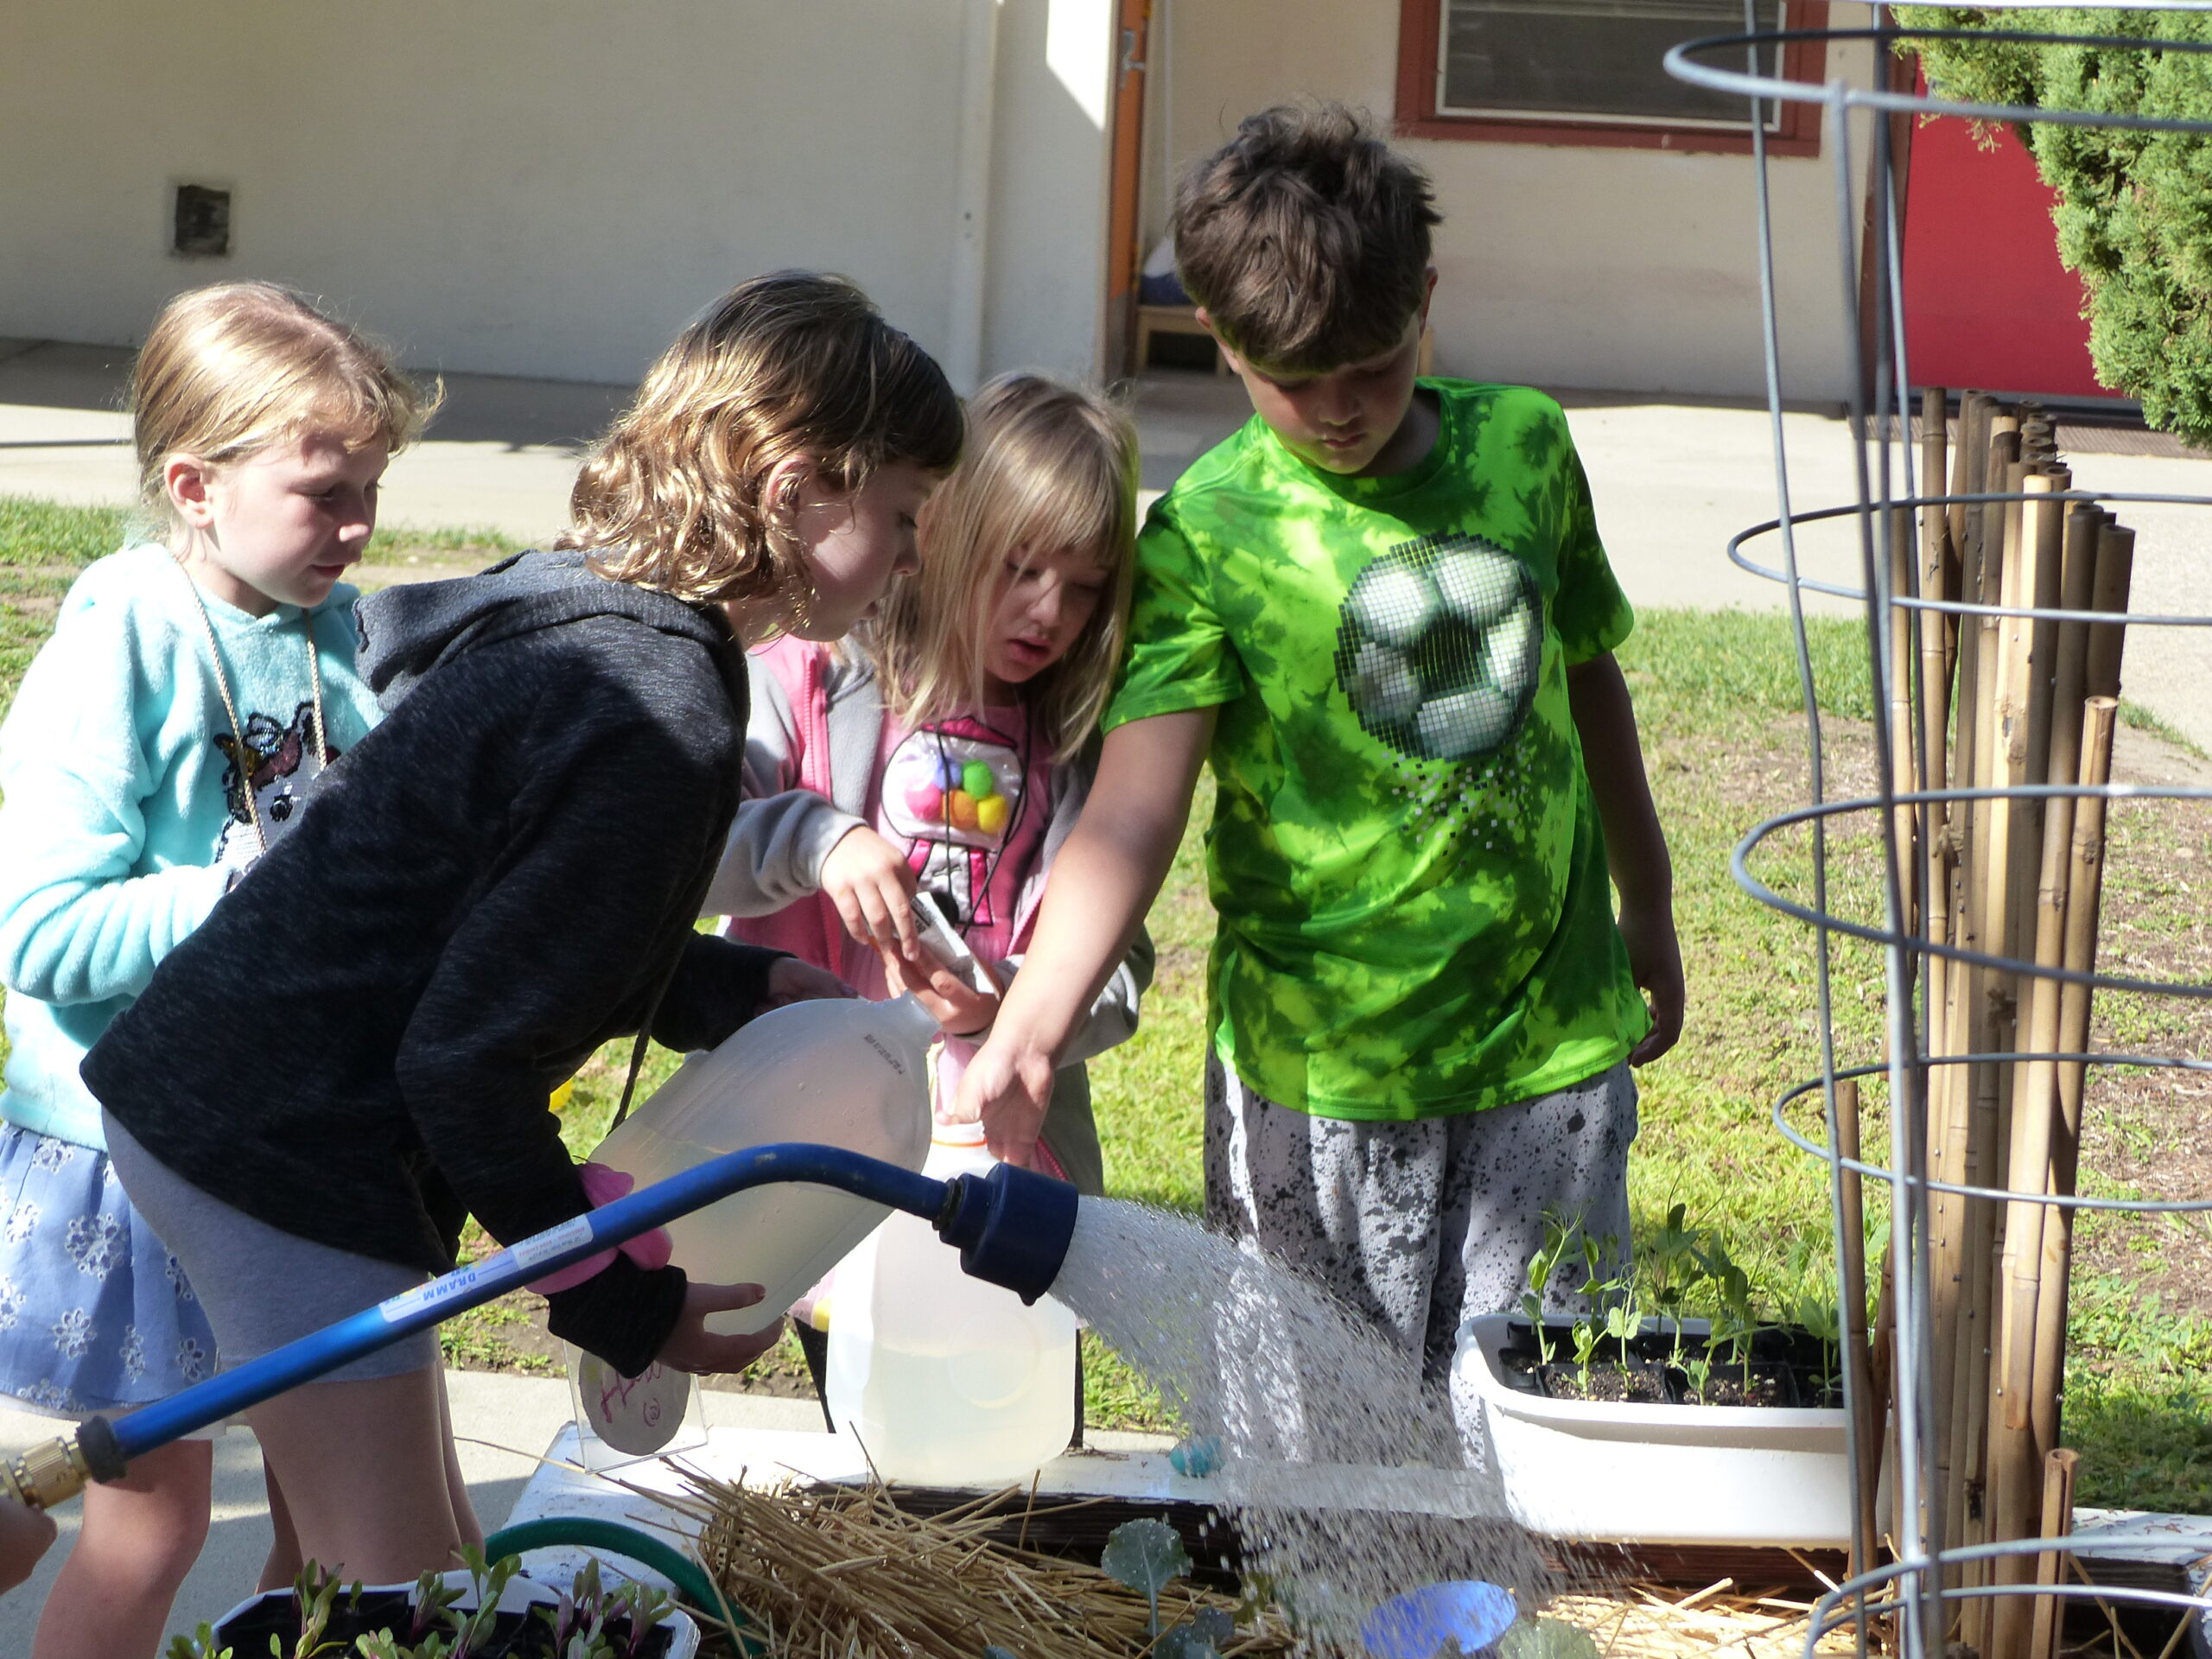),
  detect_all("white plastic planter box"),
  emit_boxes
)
[1455,1313,1853,1548]
[212,1565,702,1658]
